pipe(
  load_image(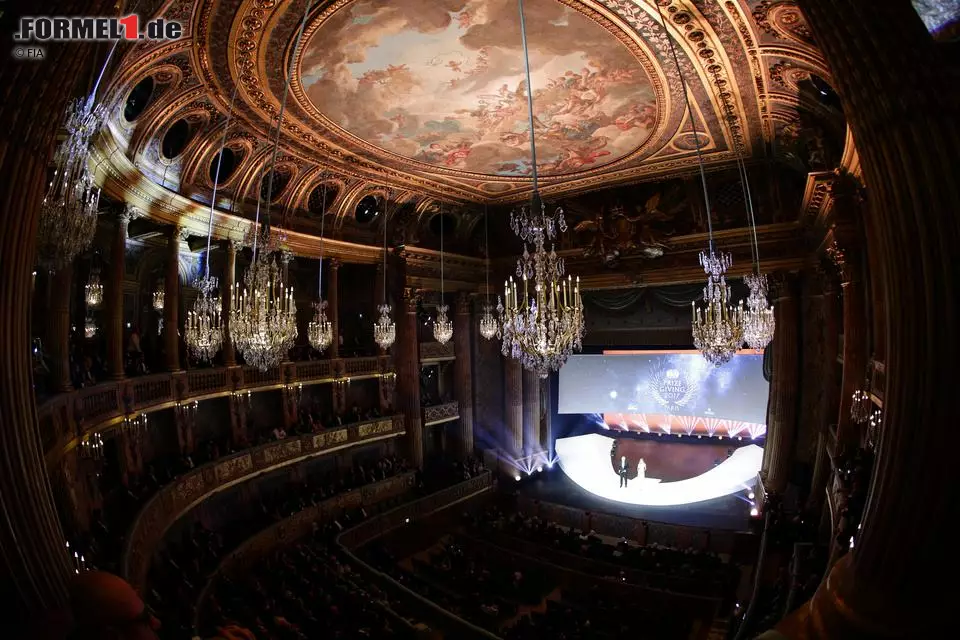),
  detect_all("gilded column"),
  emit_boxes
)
[453,293,474,458]
[504,358,523,457]
[763,274,800,495]
[780,1,960,634]
[835,250,868,452]
[163,226,182,371]
[396,288,423,469]
[106,208,133,379]
[542,376,553,455]
[522,368,539,456]
[0,7,111,619]
[329,259,340,358]
[221,240,238,367]
[47,263,74,392]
